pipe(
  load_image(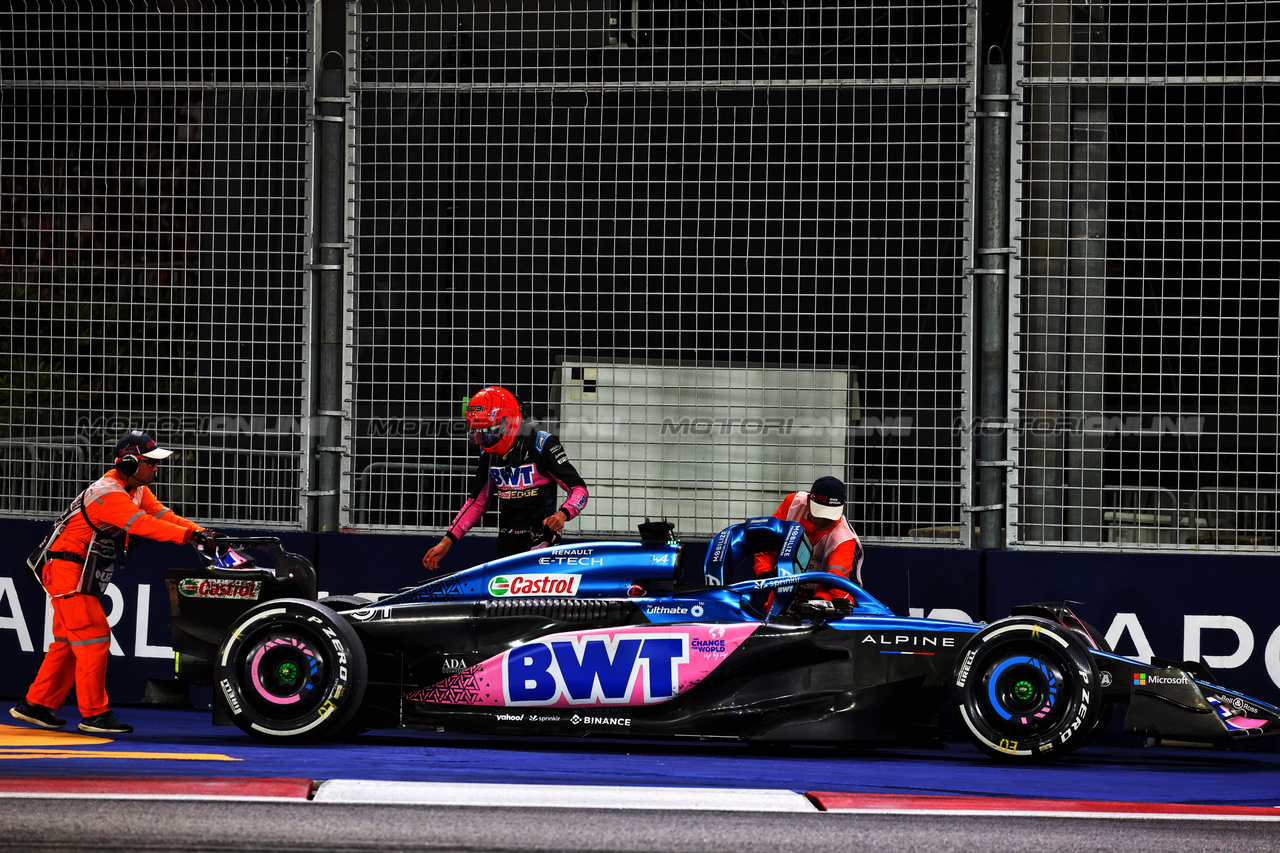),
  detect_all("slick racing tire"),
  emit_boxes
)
[951,617,1103,762]
[1069,616,1117,745]
[216,598,367,744]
